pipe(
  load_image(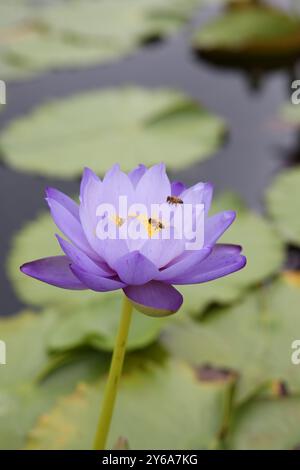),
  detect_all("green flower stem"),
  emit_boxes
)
[93,295,133,450]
